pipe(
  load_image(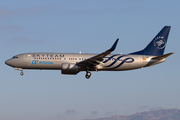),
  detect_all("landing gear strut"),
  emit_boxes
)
[85,70,91,79]
[15,68,24,76]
